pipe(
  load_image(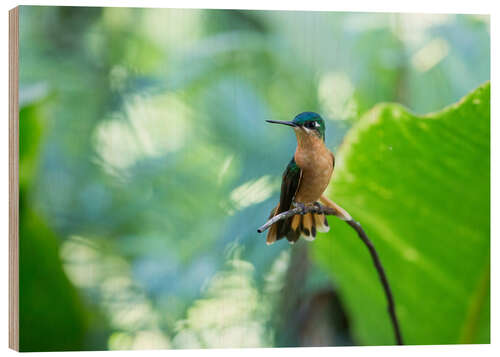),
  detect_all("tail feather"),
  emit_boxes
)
[266,205,330,245]
[291,214,301,231]
[266,205,280,245]
[302,213,314,241]
[314,213,330,233]
[286,226,300,244]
